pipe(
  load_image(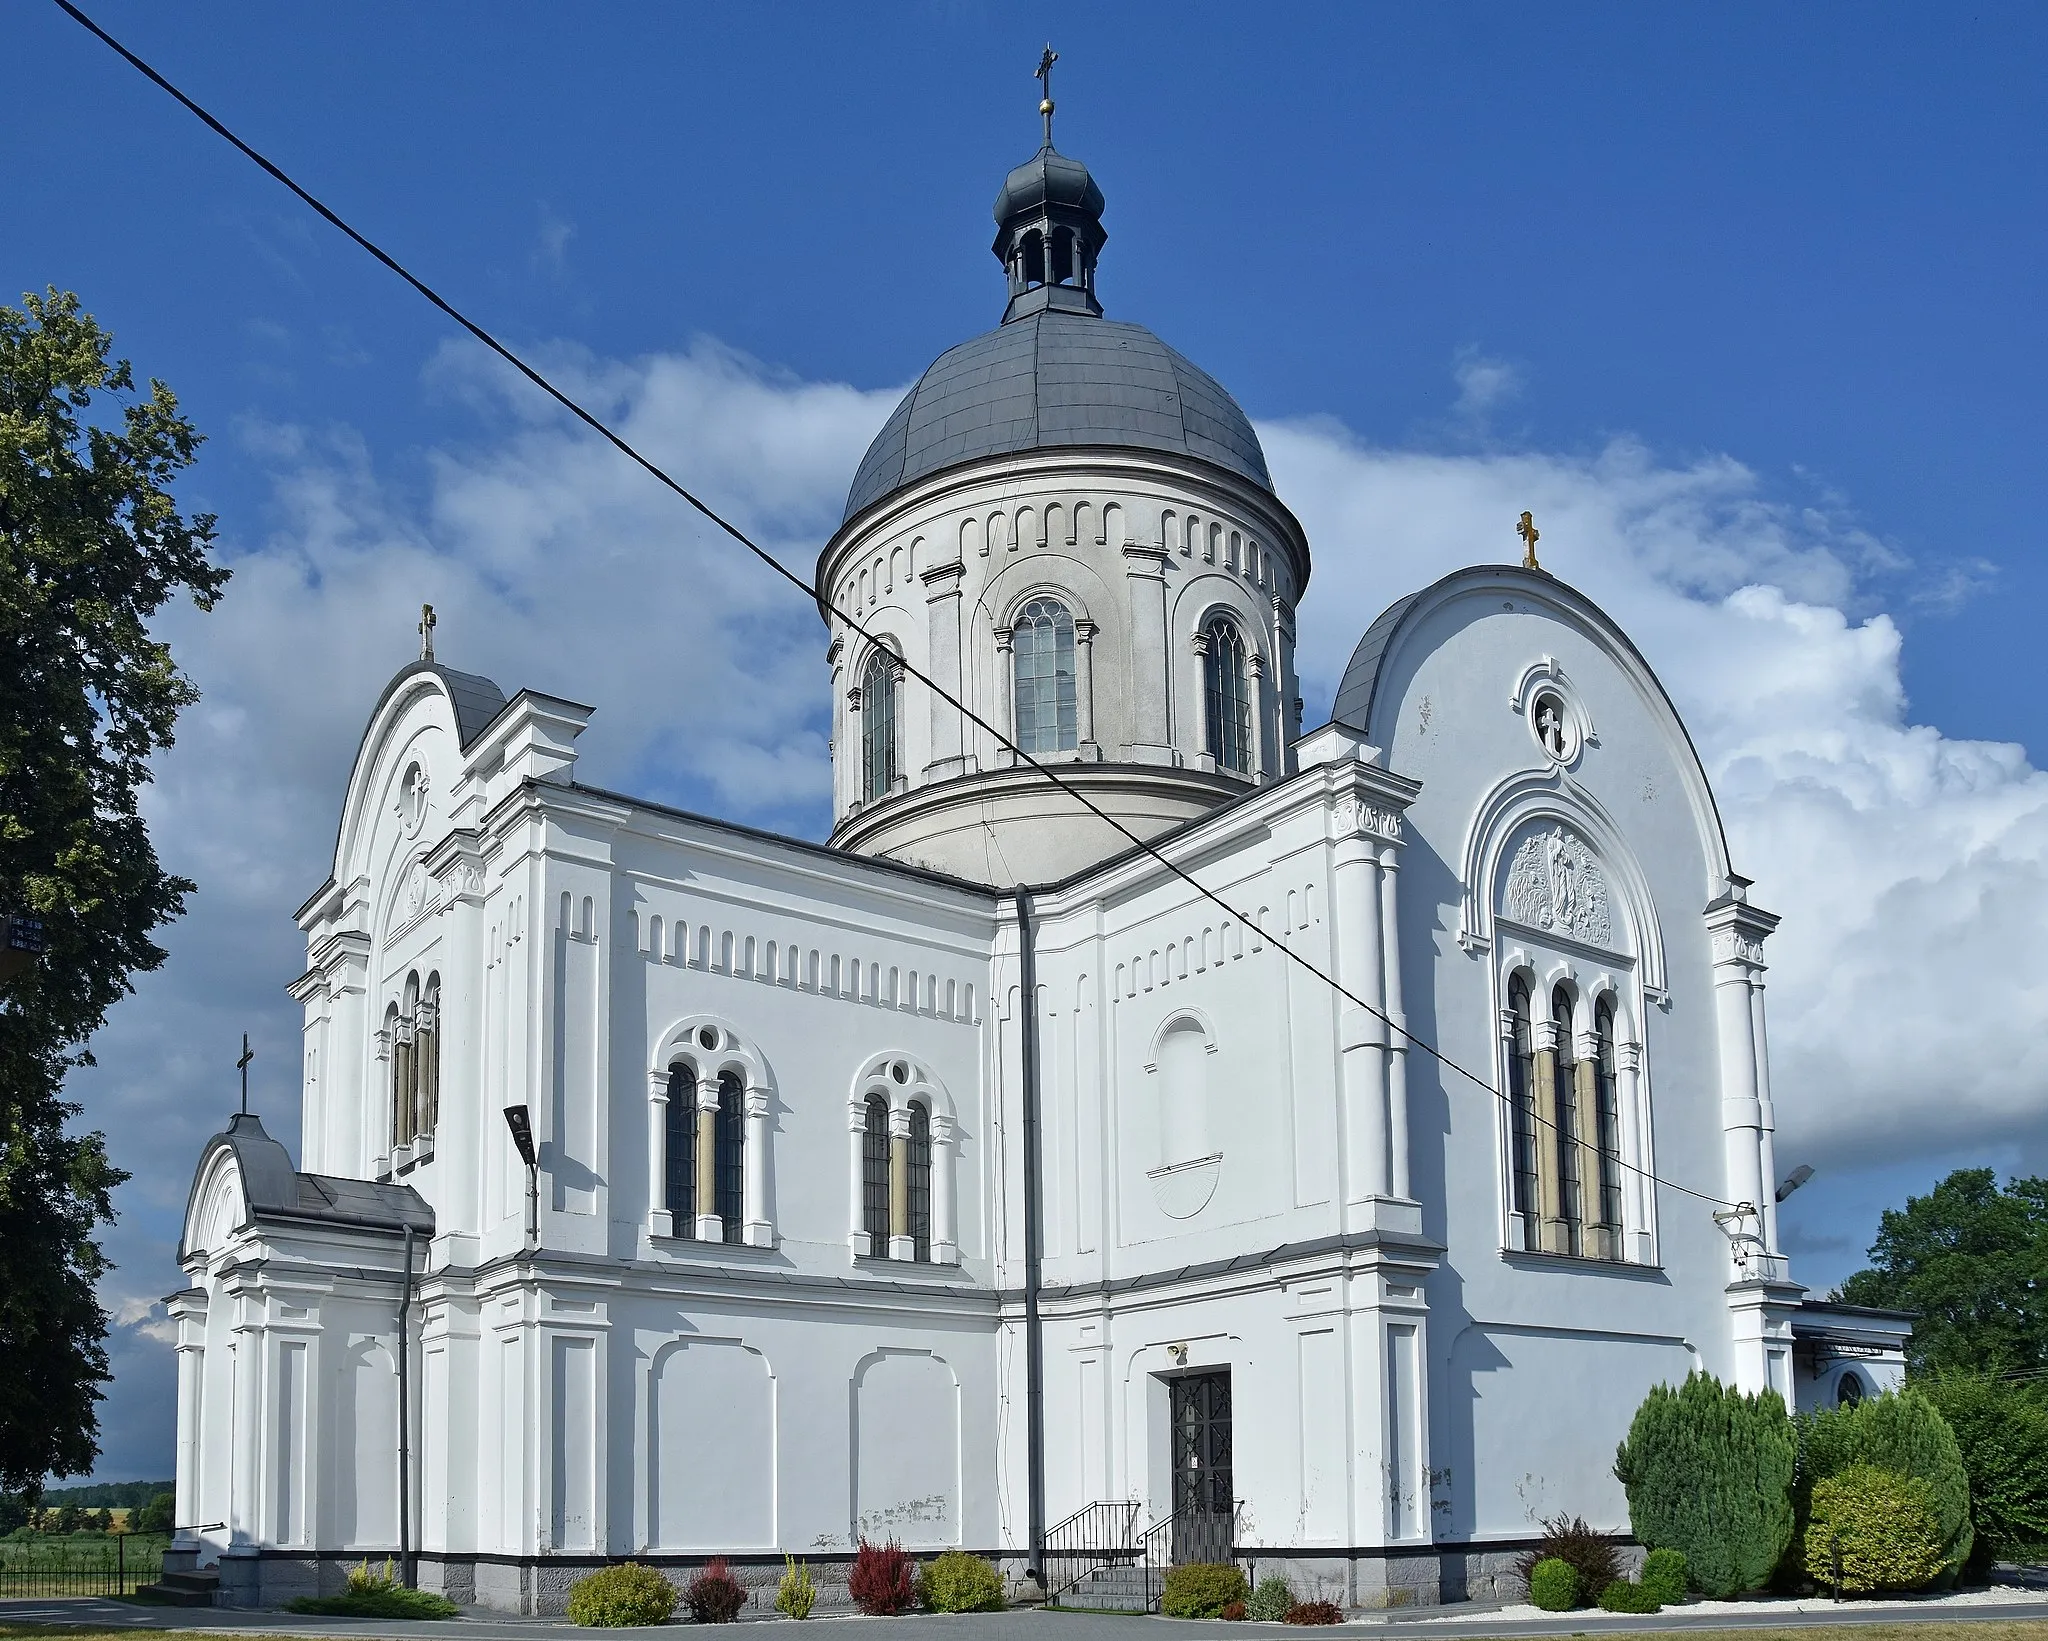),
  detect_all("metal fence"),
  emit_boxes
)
[0,1534,166,1597]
